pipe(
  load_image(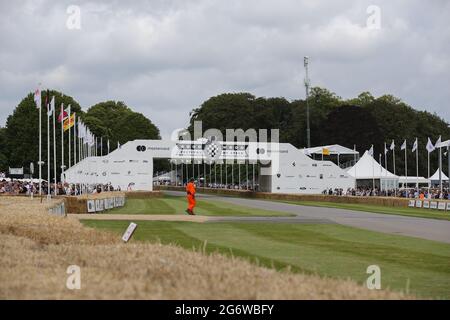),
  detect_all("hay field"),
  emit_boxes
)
[0,196,408,299]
